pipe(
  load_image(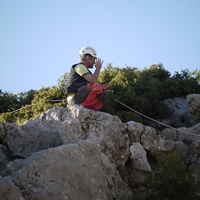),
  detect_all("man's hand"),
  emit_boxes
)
[102,81,110,90]
[95,58,103,70]
[83,58,103,83]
